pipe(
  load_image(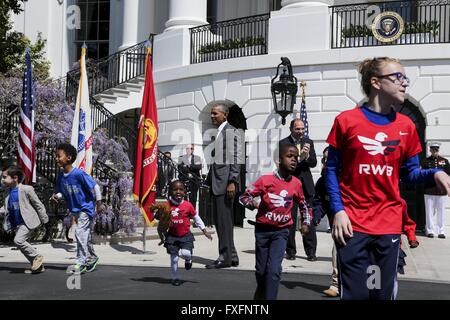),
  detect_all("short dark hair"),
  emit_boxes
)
[289,119,303,130]
[56,143,77,164]
[212,103,229,114]
[169,180,185,192]
[278,143,297,158]
[4,166,24,183]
